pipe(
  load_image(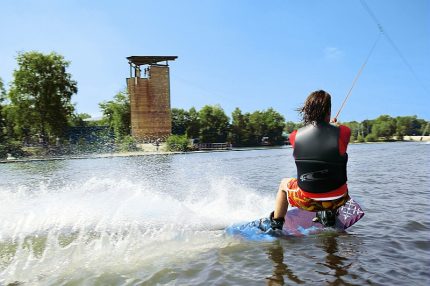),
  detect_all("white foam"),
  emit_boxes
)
[0,174,273,284]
